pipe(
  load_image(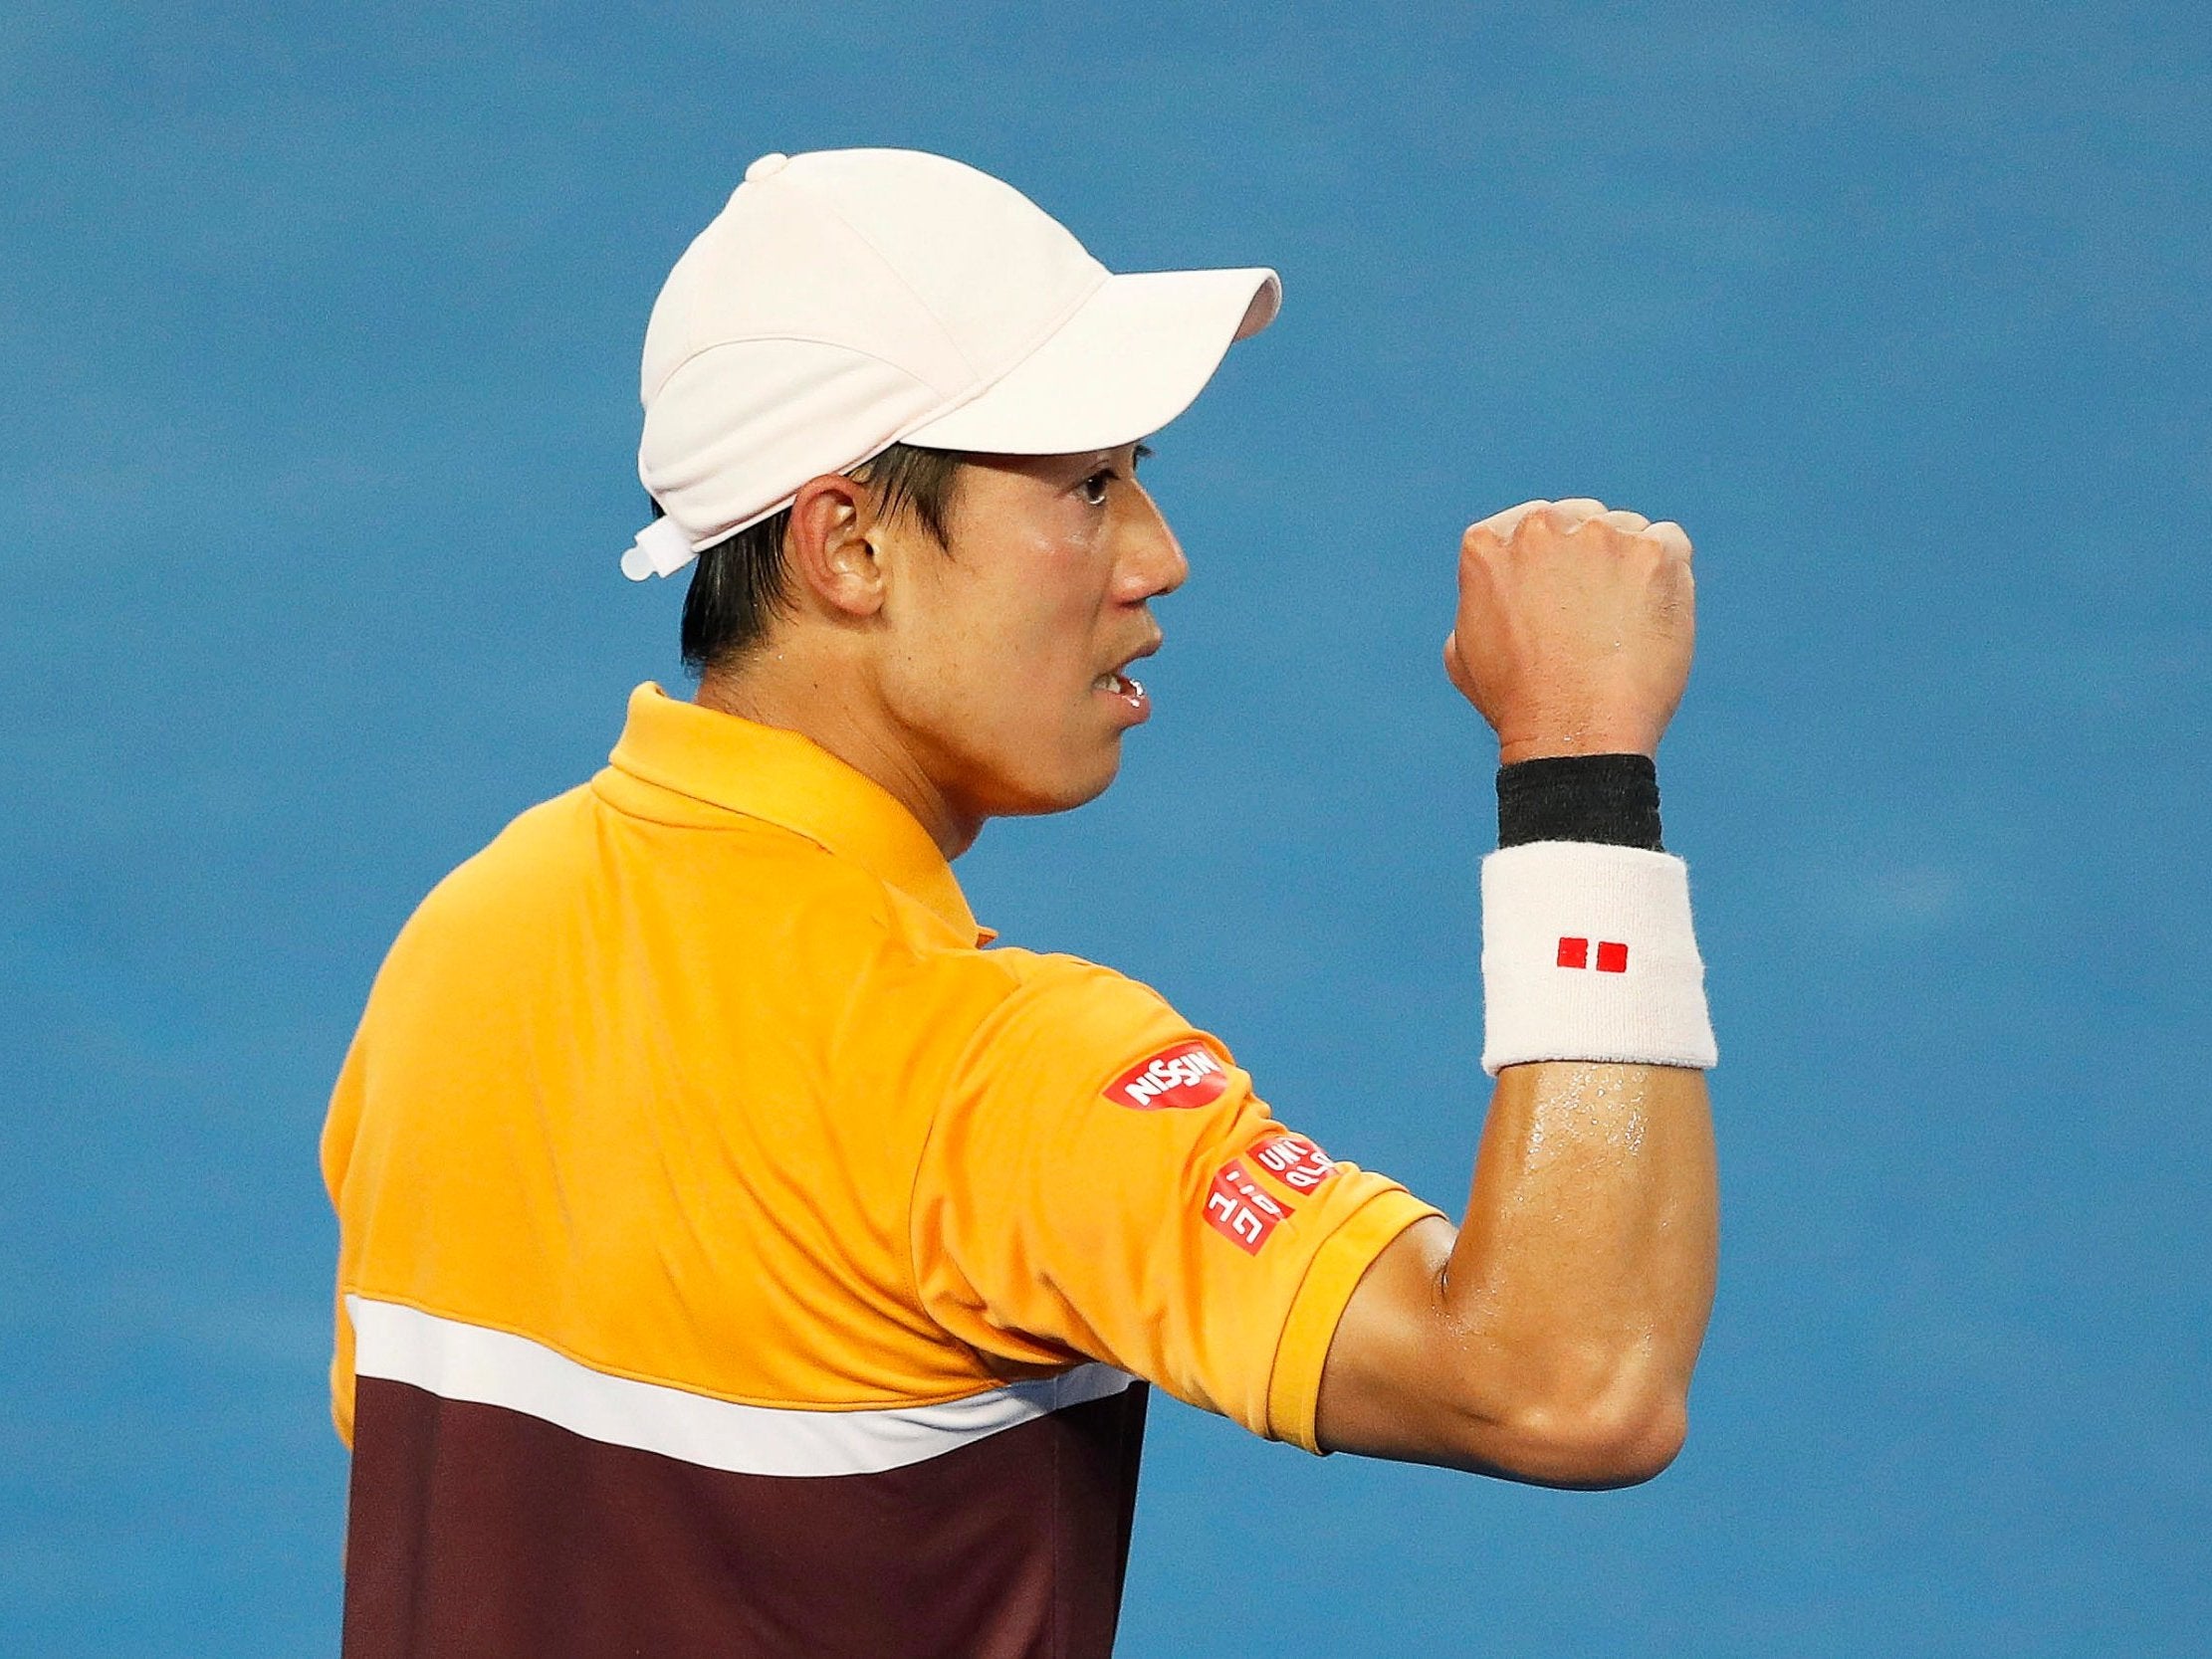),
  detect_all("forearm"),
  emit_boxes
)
[1440,1058,1717,1475]
[1314,497,1720,1483]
